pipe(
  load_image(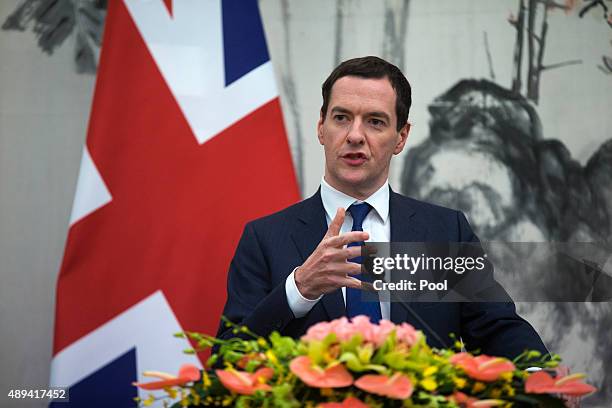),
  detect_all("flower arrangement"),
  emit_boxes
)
[134,316,596,407]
